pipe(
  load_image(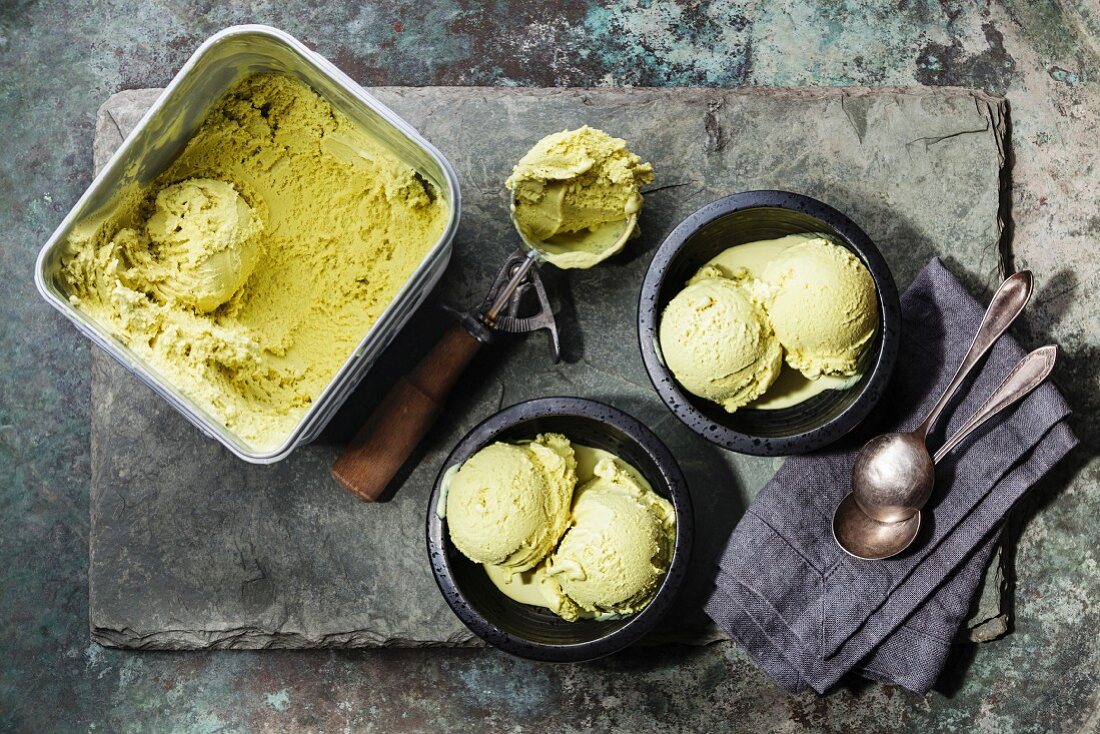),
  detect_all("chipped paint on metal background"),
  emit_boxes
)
[1,0,1098,731]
